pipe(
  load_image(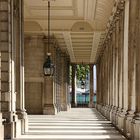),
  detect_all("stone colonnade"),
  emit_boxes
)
[96,0,140,139]
[0,0,71,139]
